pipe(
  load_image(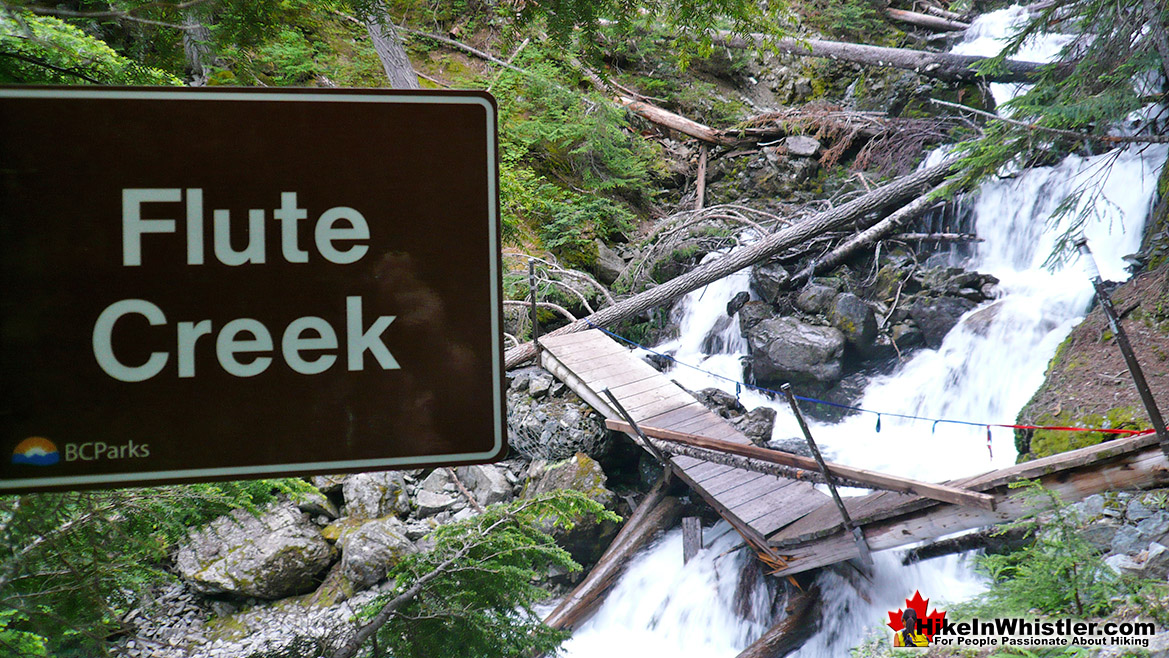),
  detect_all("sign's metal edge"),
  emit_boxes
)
[0,88,508,489]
